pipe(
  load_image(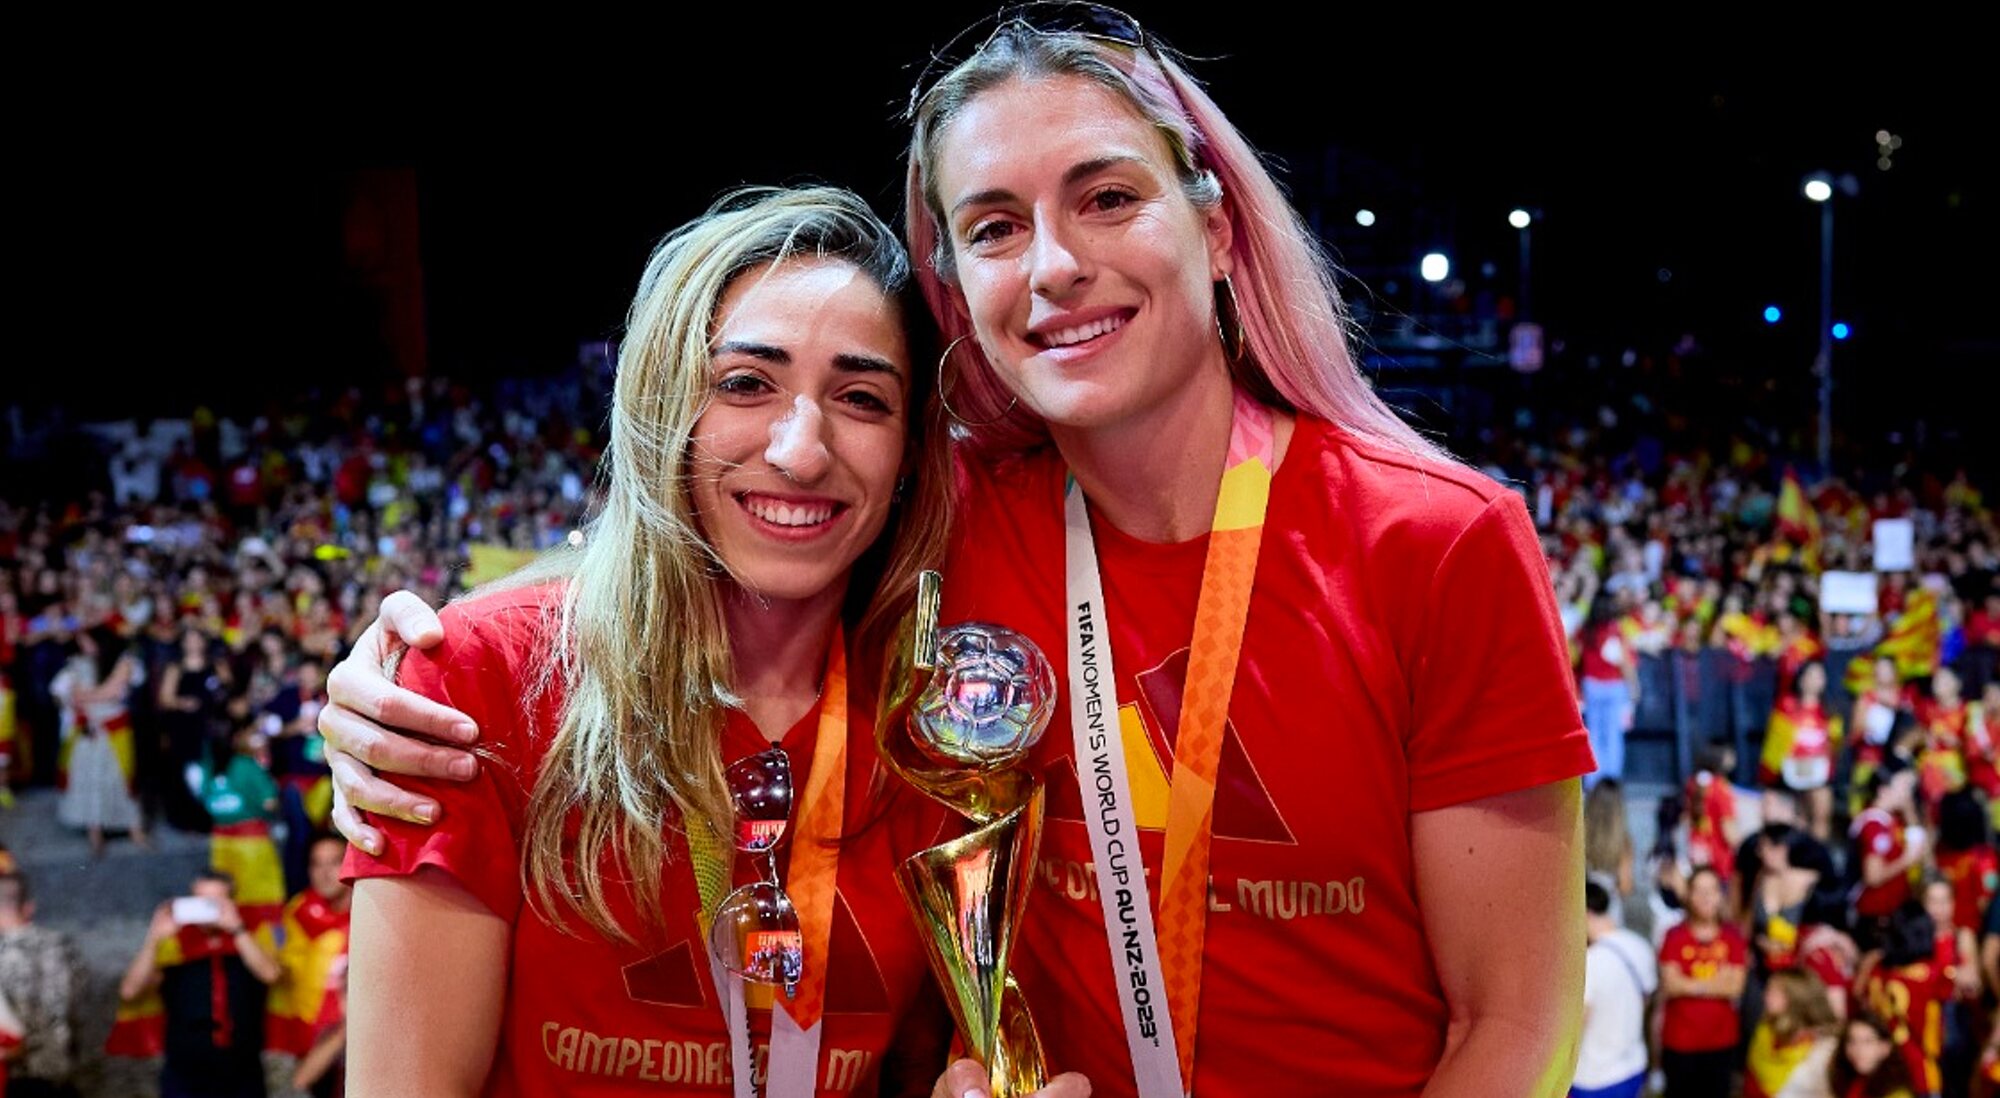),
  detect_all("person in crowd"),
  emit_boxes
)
[117,869,281,1098]
[1689,743,1743,883]
[1734,786,1837,924]
[51,626,149,858]
[1856,903,1951,1097]
[0,872,80,1098]
[1855,760,1928,949]
[1659,865,1750,1097]
[1919,878,1981,1098]
[1746,967,1840,1098]
[1916,668,1972,821]
[262,655,330,894]
[154,626,232,832]
[1830,1013,1920,1098]
[1764,660,1843,840]
[1586,778,1638,928]
[289,956,346,1098]
[1931,791,1997,944]
[1581,592,1641,789]
[198,727,285,930]
[266,836,351,1061]
[1853,658,1914,820]
[1575,879,1656,1098]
